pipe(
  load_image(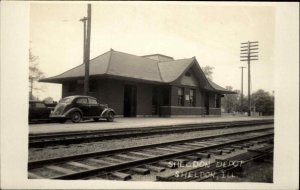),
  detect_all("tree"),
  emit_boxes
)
[29,49,45,100]
[251,89,274,116]
[221,86,239,113]
[43,97,54,104]
[201,66,214,80]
